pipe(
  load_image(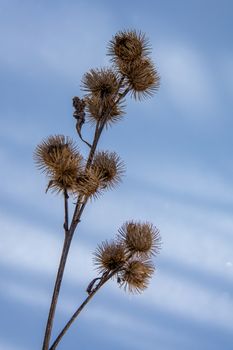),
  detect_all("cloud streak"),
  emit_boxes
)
[1,206,233,337]
[156,41,219,119]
